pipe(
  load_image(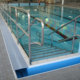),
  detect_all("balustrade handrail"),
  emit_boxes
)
[0,3,44,65]
[48,15,80,53]
[58,35,80,42]
[48,15,80,35]
[36,31,80,43]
